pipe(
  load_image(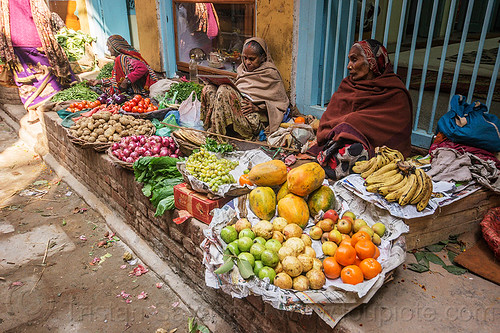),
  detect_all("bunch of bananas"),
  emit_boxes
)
[352,146,433,211]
